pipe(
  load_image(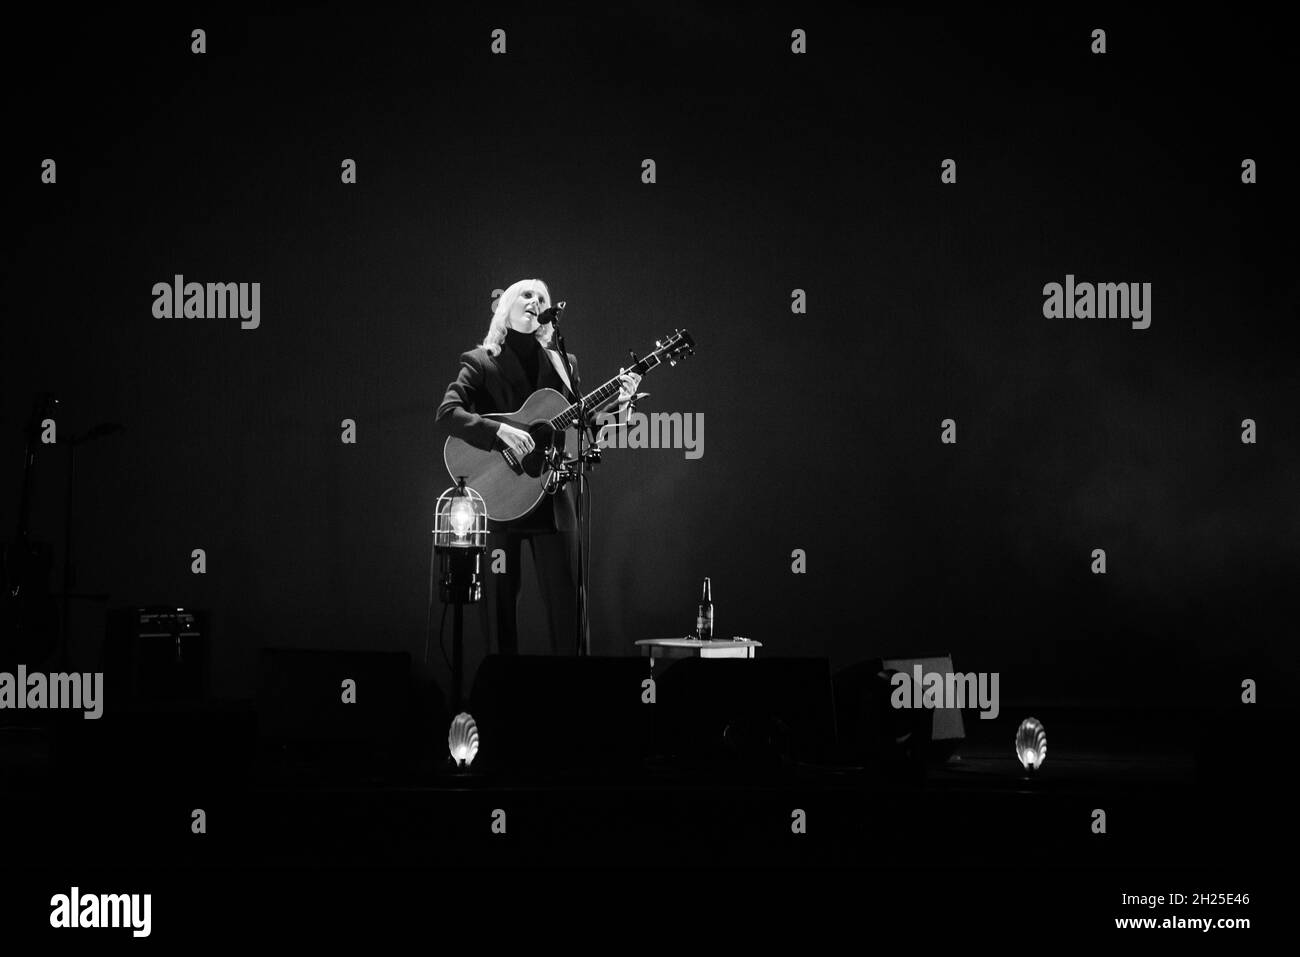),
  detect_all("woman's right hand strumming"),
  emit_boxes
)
[496,423,535,457]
